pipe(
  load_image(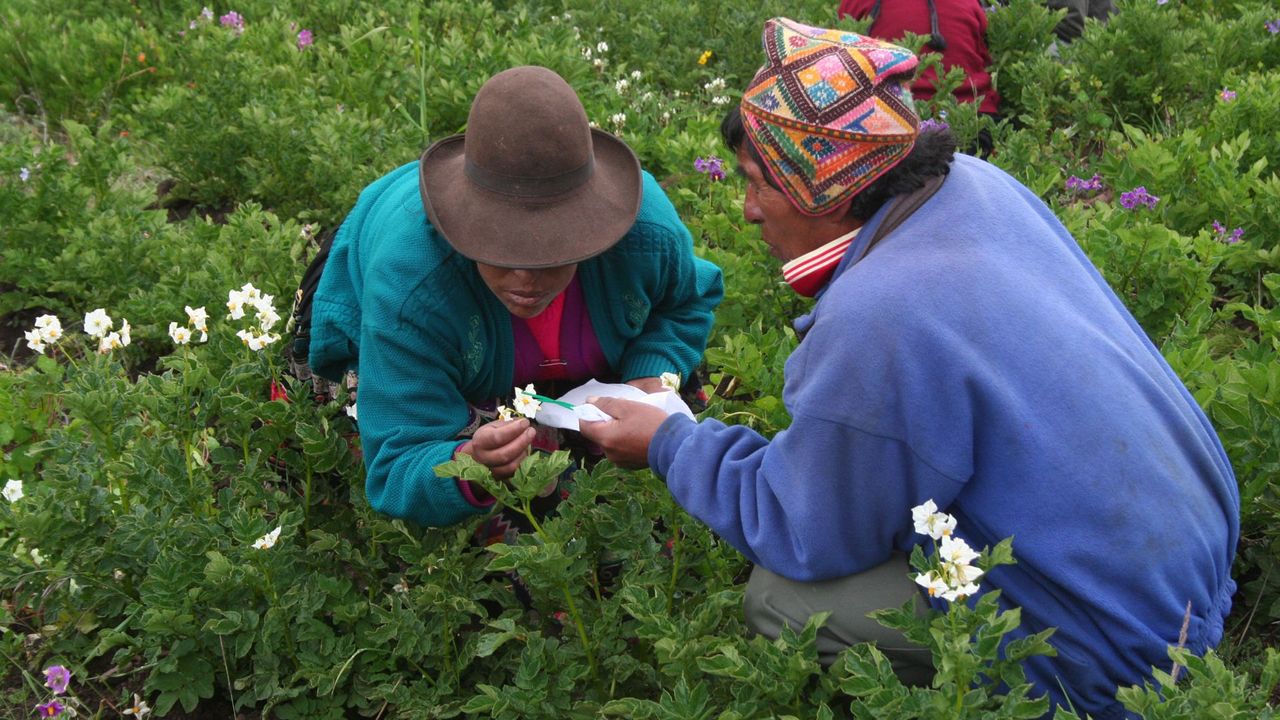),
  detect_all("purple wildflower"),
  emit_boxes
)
[919,117,950,132]
[695,156,726,182]
[1066,173,1103,193]
[43,665,71,694]
[1266,19,1280,34]
[1219,88,1237,102]
[1156,0,1168,5]
[19,166,30,182]
[1211,220,1244,244]
[297,29,314,50]
[35,700,65,718]
[1118,186,1159,210]
[220,11,245,33]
